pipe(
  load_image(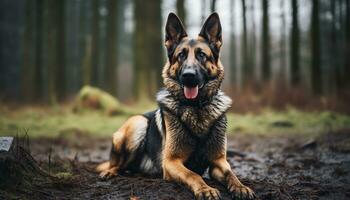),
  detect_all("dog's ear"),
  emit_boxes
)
[165,13,187,60]
[199,13,222,58]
